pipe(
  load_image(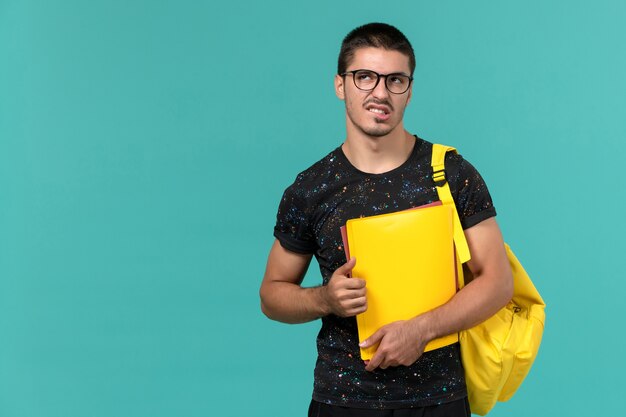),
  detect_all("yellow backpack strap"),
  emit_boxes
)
[431,144,472,266]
